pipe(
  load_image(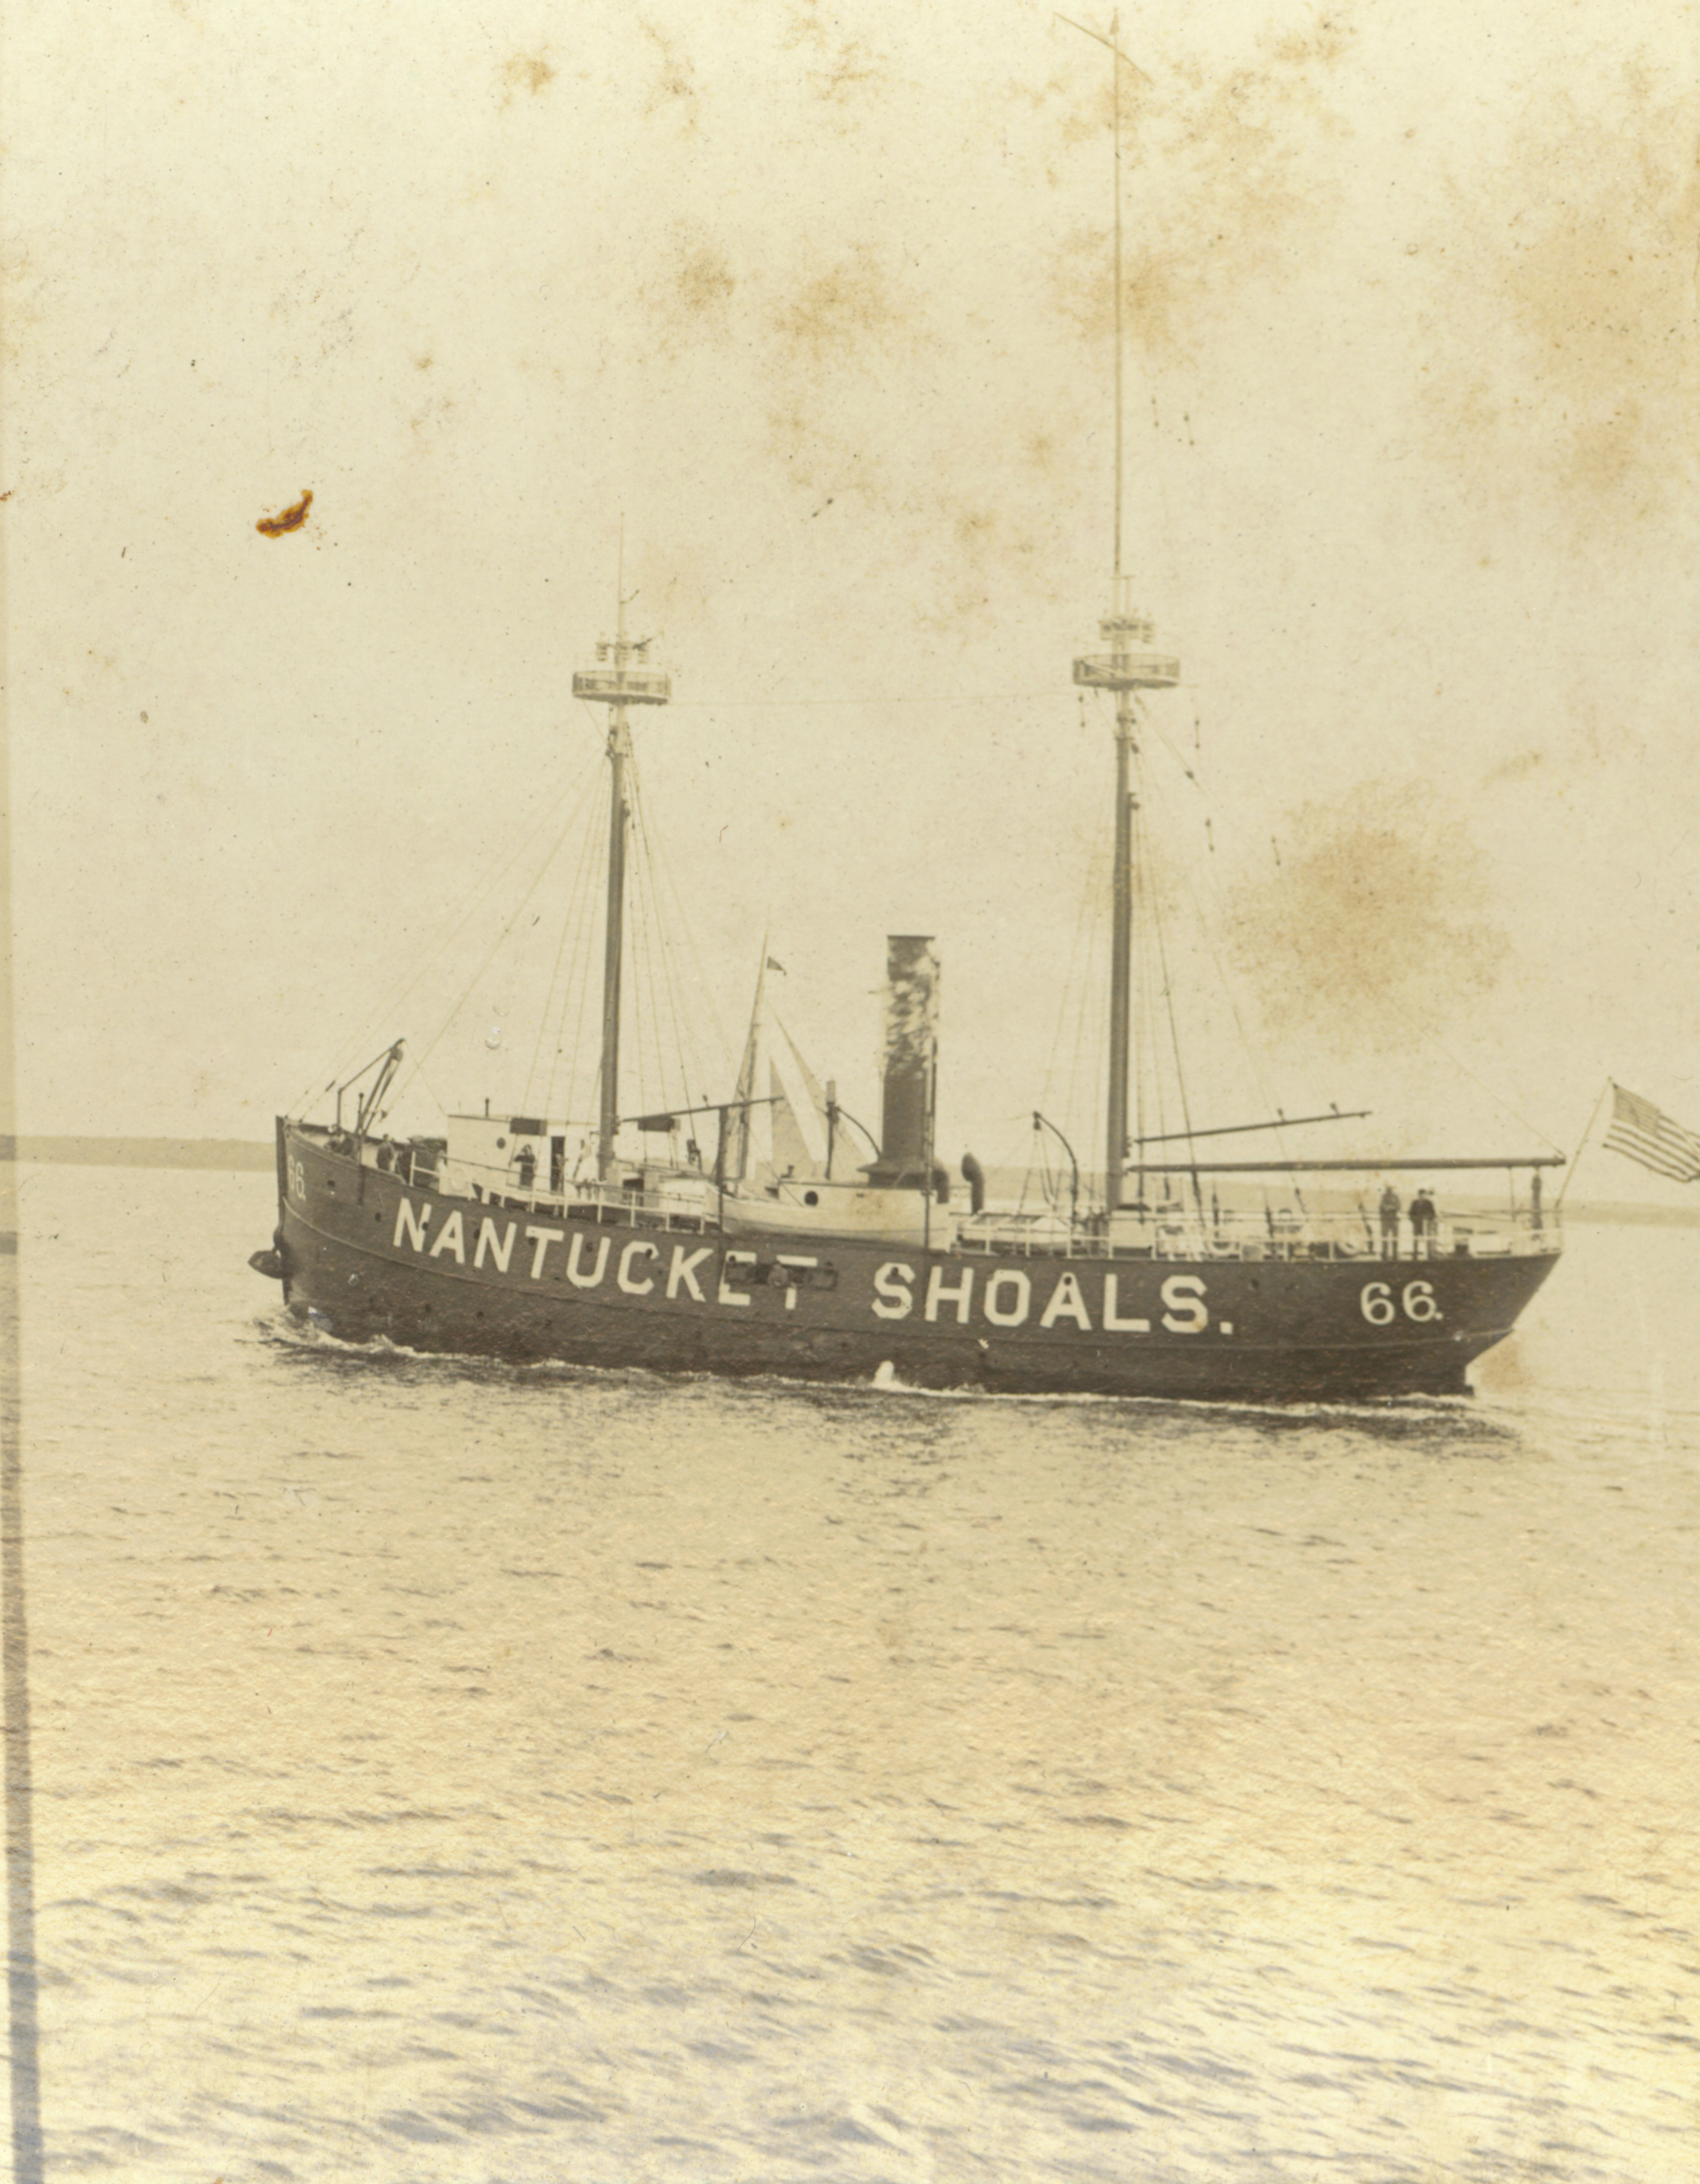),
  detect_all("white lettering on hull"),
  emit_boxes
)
[474,1218,517,1272]
[668,1245,714,1301]
[1102,1275,1150,1333]
[377,1196,1257,1343]
[1160,1275,1208,1334]
[924,1264,974,1324]
[1360,1277,1442,1325]
[1039,1270,1093,1331]
[873,1262,915,1320]
[428,1211,466,1264]
[982,1269,1030,1326]
[871,1261,1221,1338]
